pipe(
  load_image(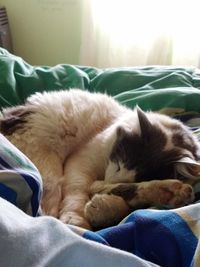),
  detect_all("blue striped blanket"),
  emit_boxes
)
[1,119,200,267]
[0,134,42,216]
[83,207,200,267]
